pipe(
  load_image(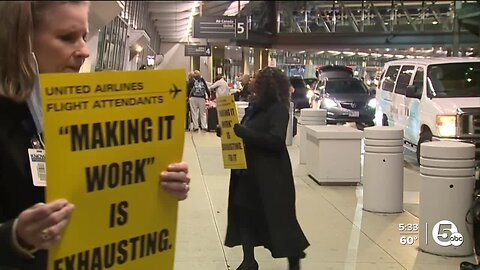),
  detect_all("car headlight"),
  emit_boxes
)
[306,90,314,99]
[323,98,337,109]
[436,115,456,137]
[368,98,377,108]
